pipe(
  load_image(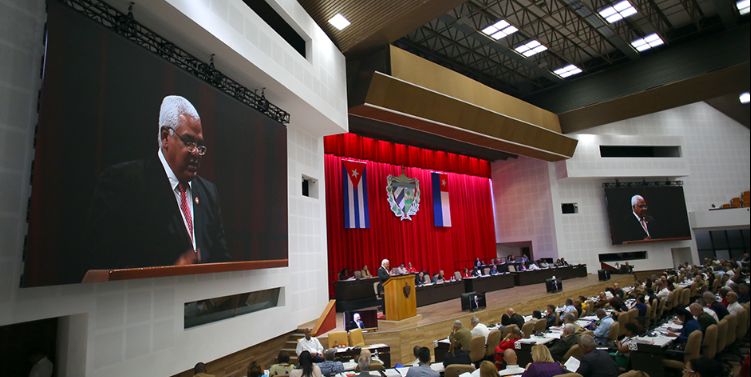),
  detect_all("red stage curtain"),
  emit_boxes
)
[324,134,491,178]
[325,154,497,297]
